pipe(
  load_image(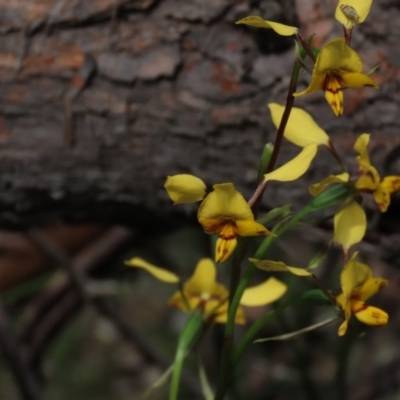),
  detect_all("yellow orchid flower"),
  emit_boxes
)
[336,252,388,336]
[126,257,287,324]
[268,103,330,148]
[335,0,373,29]
[164,174,207,204]
[294,38,378,116]
[354,134,400,212]
[235,16,298,36]
[197,183,272,263]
